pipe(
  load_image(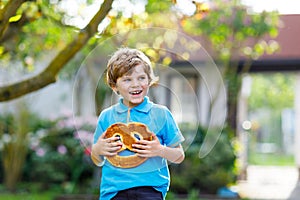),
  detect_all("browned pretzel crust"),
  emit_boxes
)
[105,122,153,168]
